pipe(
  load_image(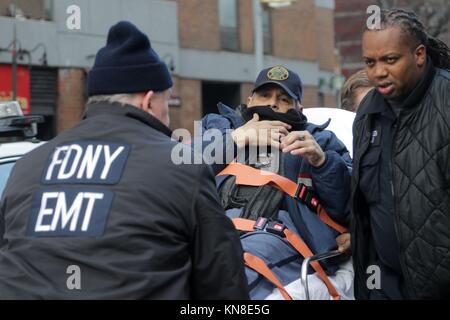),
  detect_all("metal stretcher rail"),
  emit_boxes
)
[301,250,343,300]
